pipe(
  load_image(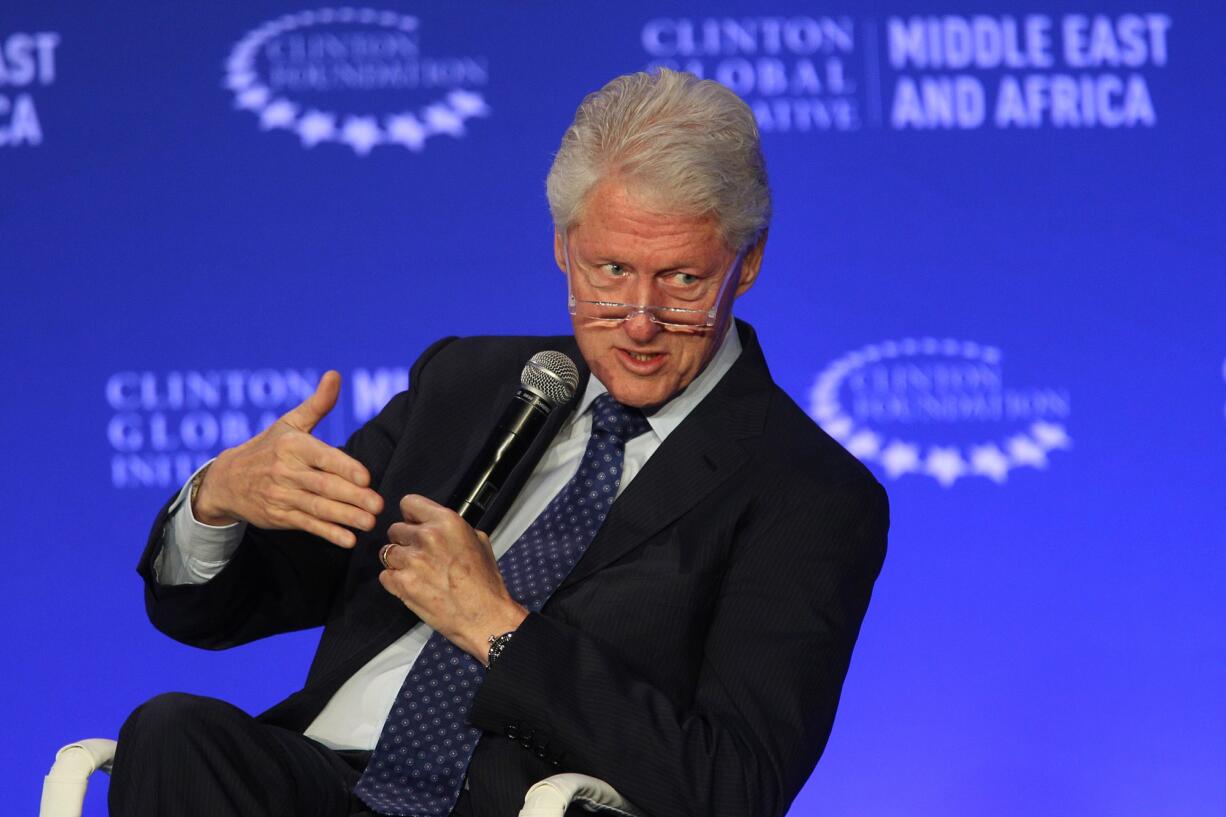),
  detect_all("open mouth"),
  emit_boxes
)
[616,348,667,372]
